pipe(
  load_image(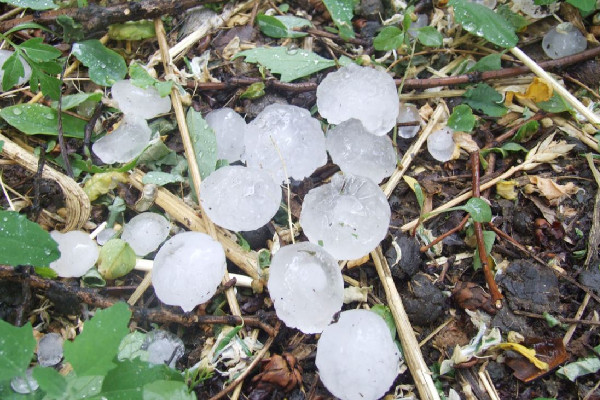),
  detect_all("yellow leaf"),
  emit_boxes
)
[496,180,518,200]
[83,172,128,201]
[515,77,553,103]
[493,342,549,371]
[403,176,419,192]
